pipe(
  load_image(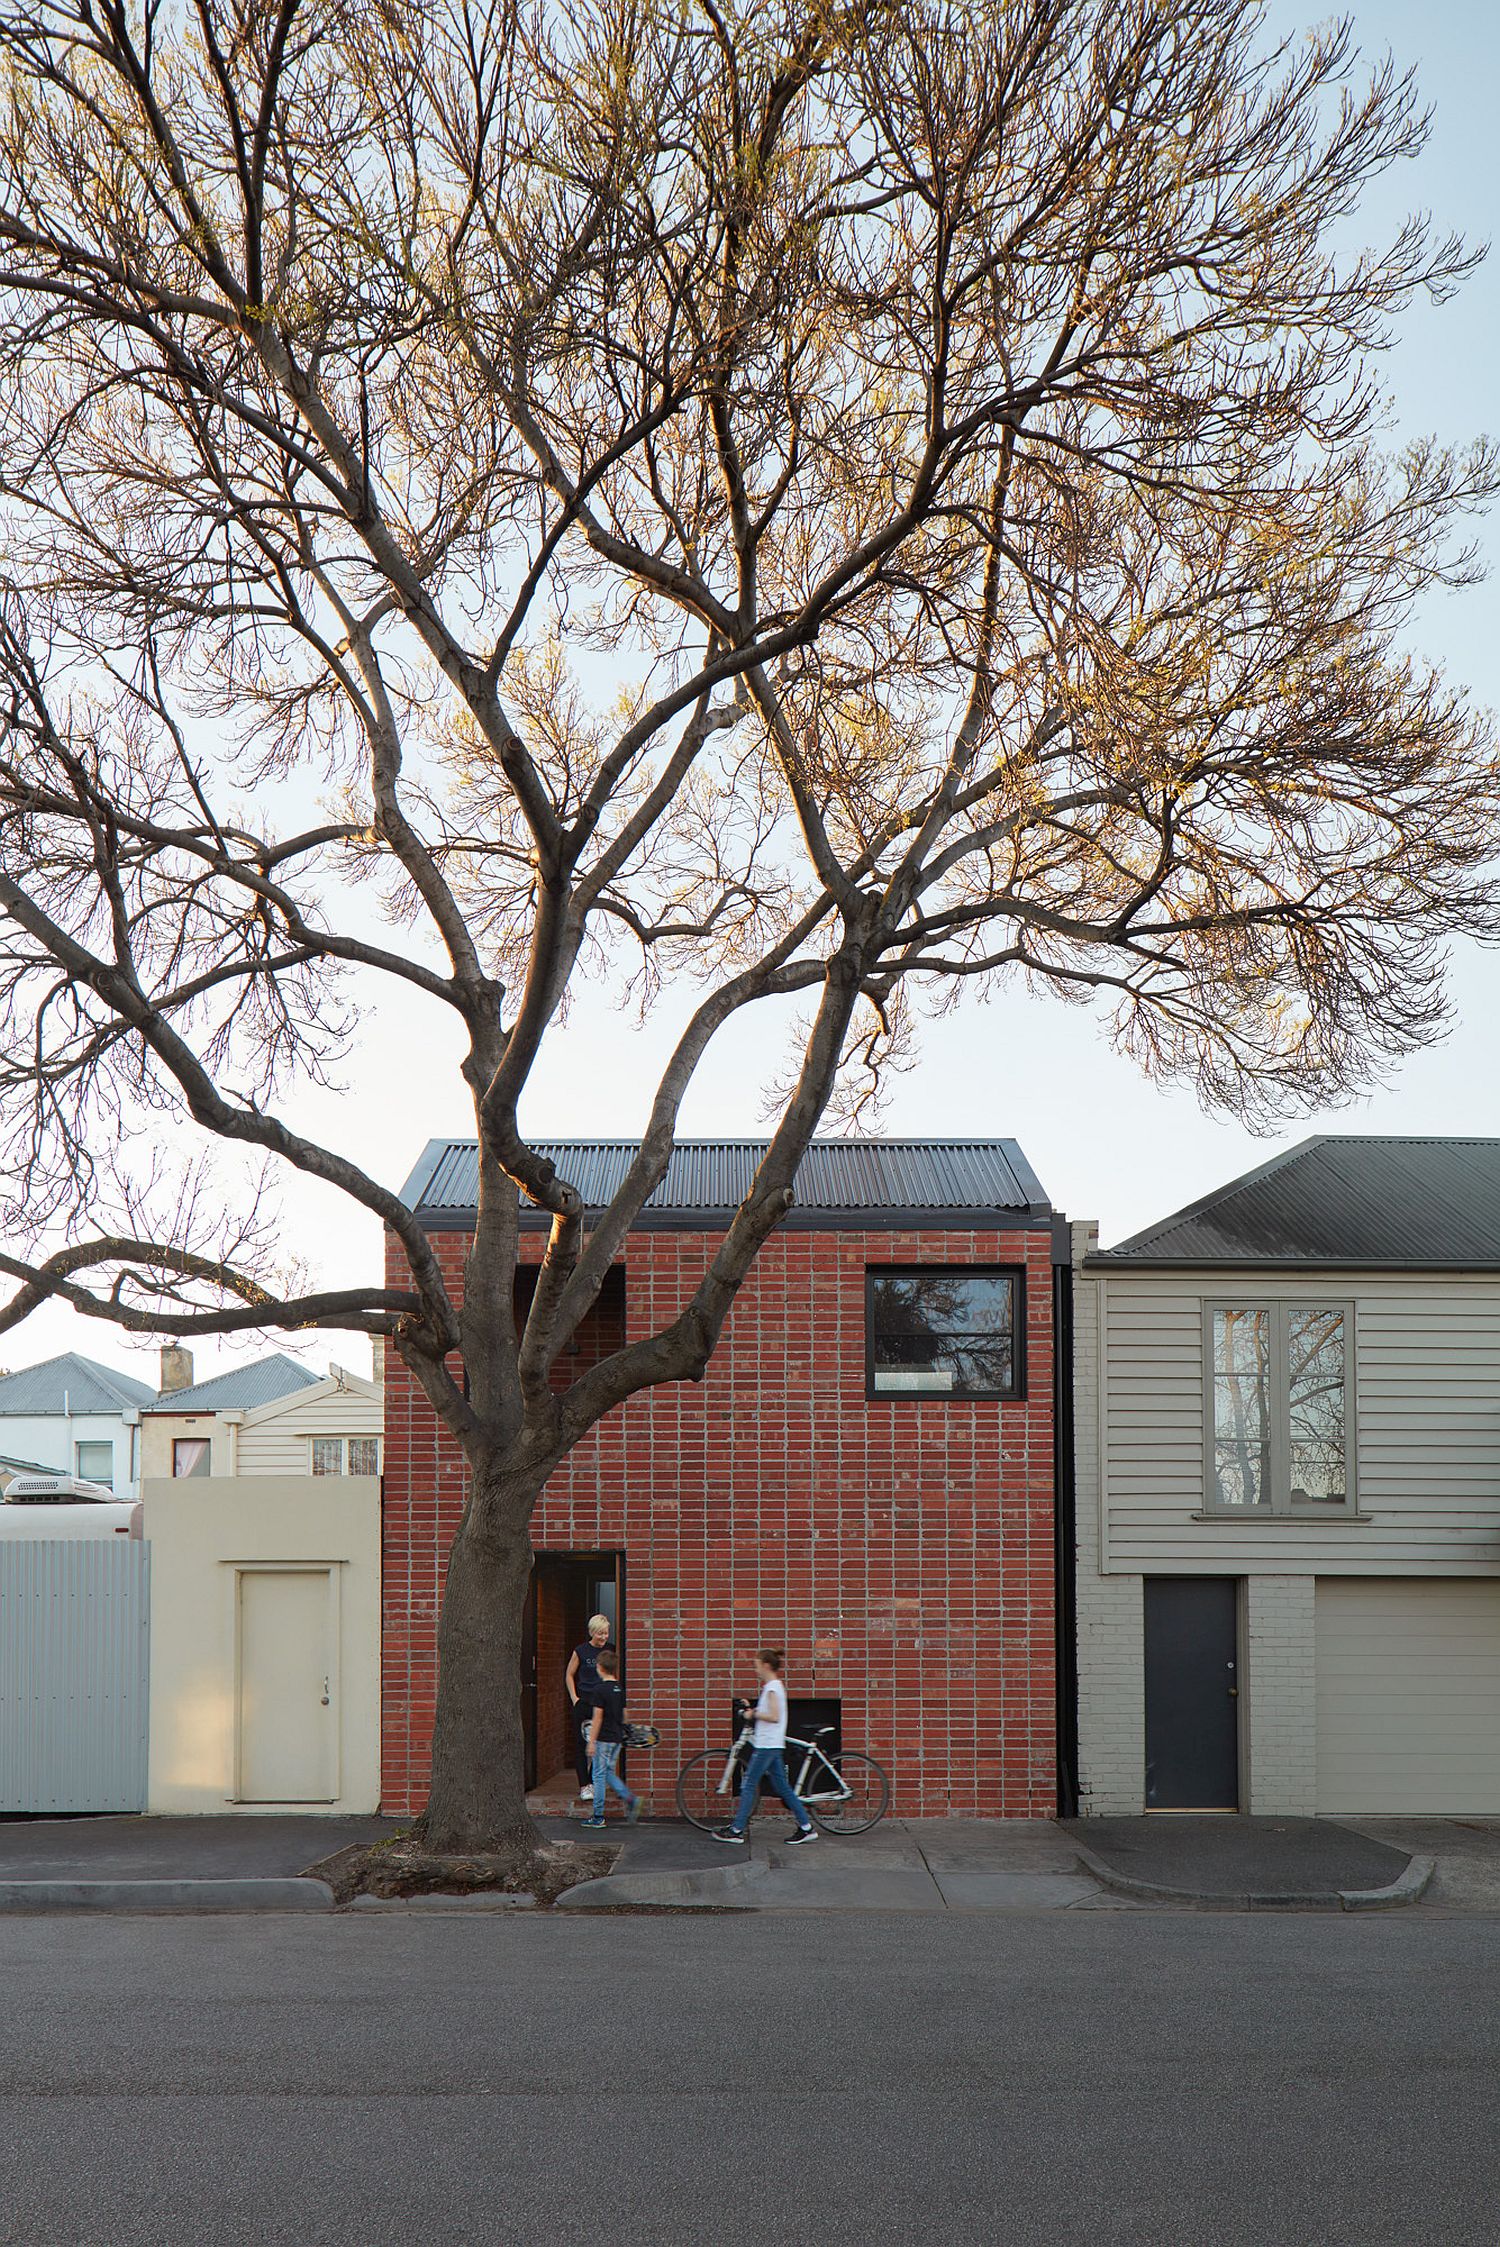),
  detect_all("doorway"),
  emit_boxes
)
[523,1551,623,1799]
[1143,1577,1239,1811]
